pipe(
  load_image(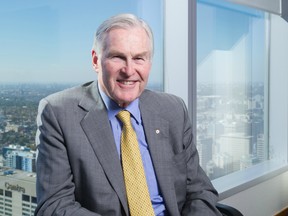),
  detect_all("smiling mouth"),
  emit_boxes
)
[118,80,136,85]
